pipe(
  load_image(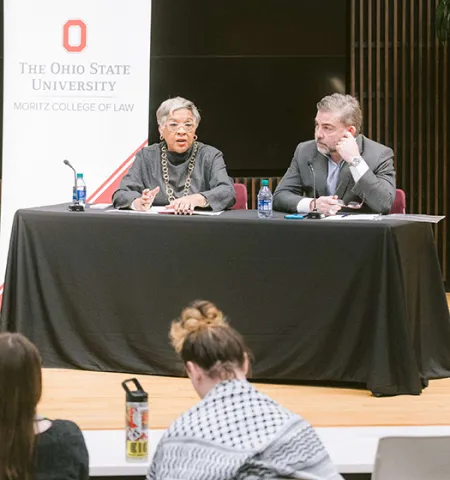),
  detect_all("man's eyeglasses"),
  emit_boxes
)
[337,194,364,209]
[335,181,364,209]
[166,122,196,133]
